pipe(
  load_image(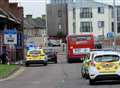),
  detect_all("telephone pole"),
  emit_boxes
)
[113,0,117,50]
